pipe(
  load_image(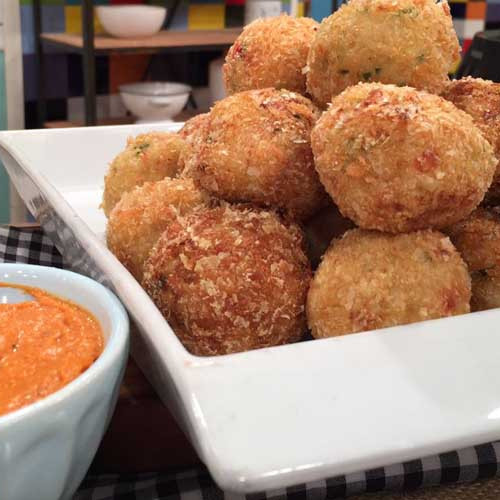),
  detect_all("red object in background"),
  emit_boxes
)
[462,38,473,55]
[109,54,151,94]
[225,0,246,5]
